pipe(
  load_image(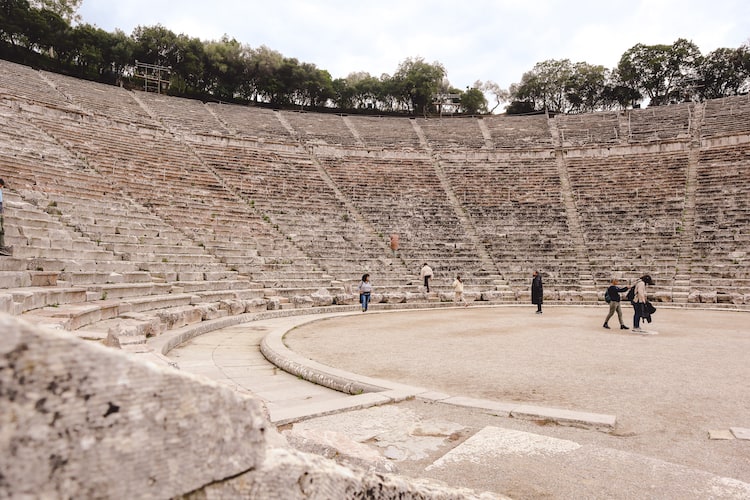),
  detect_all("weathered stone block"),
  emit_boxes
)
[311,288,334,307]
